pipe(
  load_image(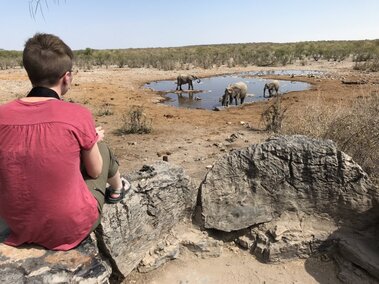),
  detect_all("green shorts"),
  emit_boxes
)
[81,142,120,231]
